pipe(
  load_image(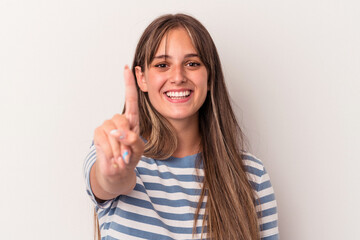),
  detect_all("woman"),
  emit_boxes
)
[84,13,279,240]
